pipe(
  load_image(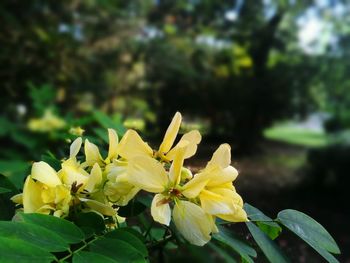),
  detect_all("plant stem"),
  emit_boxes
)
[58,236,98,262]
